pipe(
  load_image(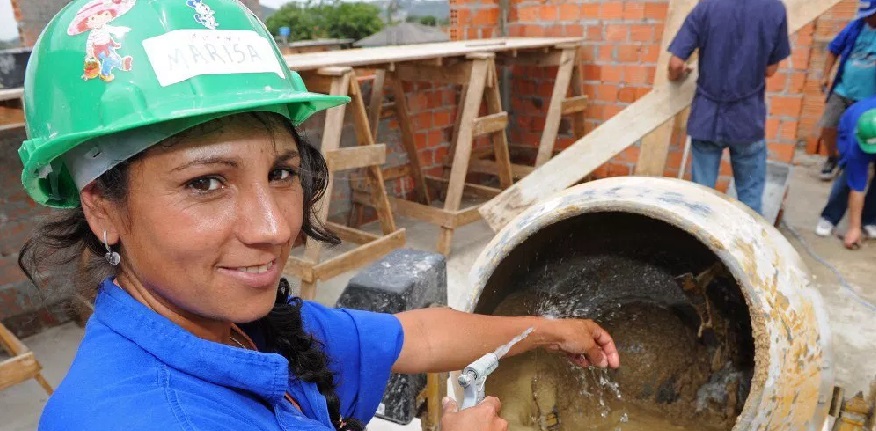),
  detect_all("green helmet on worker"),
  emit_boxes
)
[18,0,349,208]
[855,109,876,155]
